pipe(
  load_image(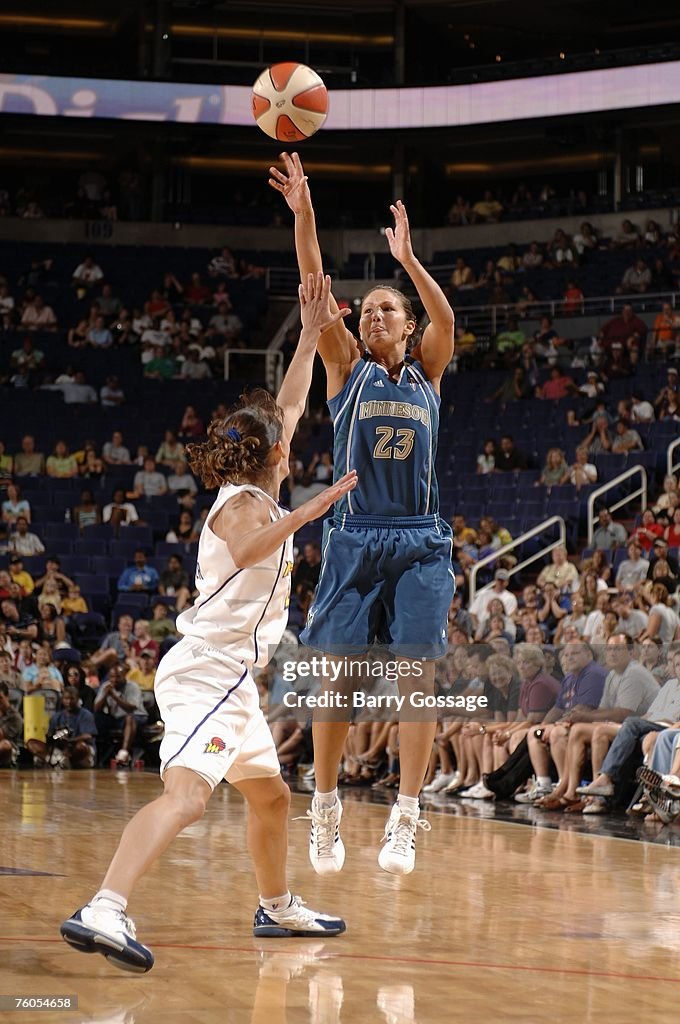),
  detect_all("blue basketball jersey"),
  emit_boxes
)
[328,355,440,517]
